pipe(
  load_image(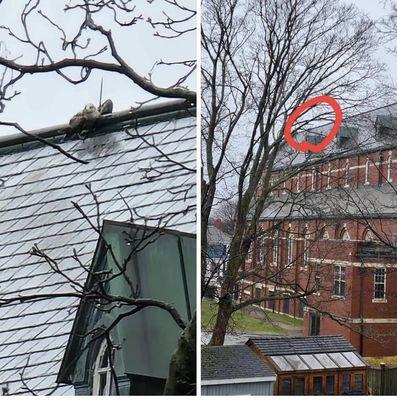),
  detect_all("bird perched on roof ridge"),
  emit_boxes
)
[98,99,113,115]
[66,103,101,139]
